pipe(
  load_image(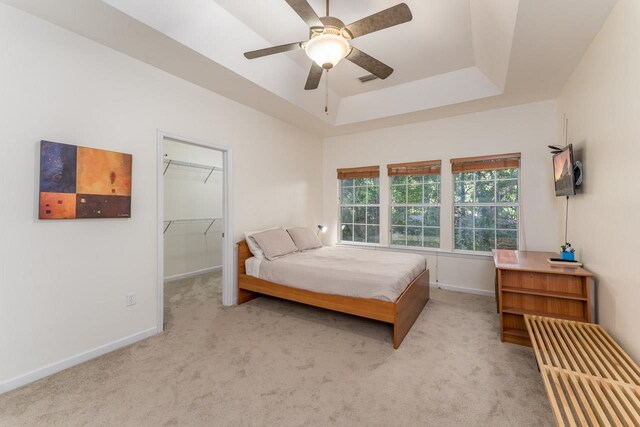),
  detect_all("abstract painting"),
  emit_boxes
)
[39,140,132,219]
